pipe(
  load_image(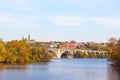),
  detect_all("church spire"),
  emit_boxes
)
[22,36,24,40]
[28,33,30,40]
